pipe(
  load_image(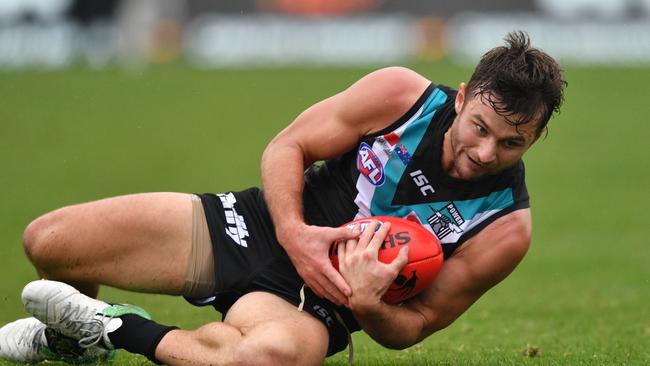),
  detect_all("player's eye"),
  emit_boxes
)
[503,140,522,149]
[475,124,487,136]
